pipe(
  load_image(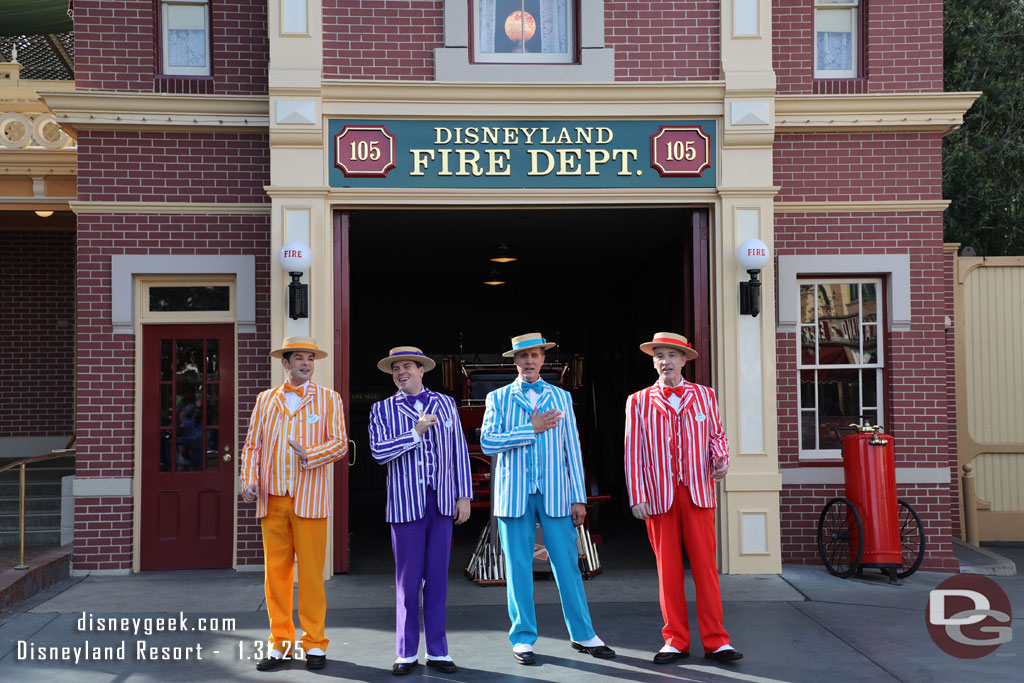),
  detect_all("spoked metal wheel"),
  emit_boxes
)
[896,499,926,578]
[817,497,864,578]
